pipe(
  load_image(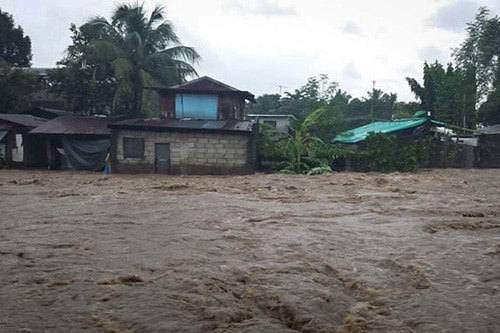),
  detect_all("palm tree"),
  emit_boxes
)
[83,3,201,117]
